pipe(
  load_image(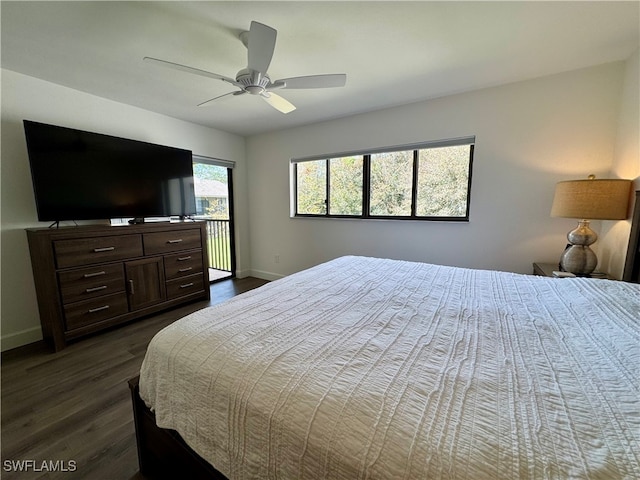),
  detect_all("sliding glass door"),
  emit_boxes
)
[192,157,236,283]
